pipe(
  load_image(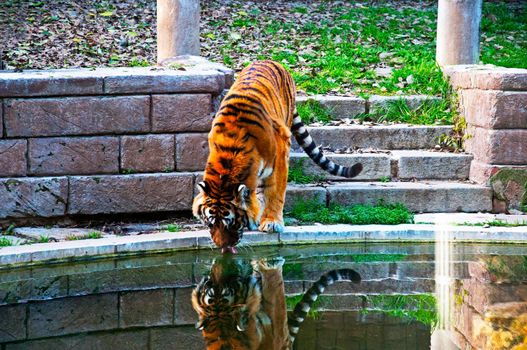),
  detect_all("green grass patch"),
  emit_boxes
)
[65,231,103,241]
[297,99,334,124]
[288,158,326,184]
[286,294,330,319]
[287,199,414,225]
[38,235,50,243]
[364,294,438,327]
[361,98,454,125]
[351,254,405,263]
[166,224,181,232]
[459,220,527,227]
[0,237,13,247]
